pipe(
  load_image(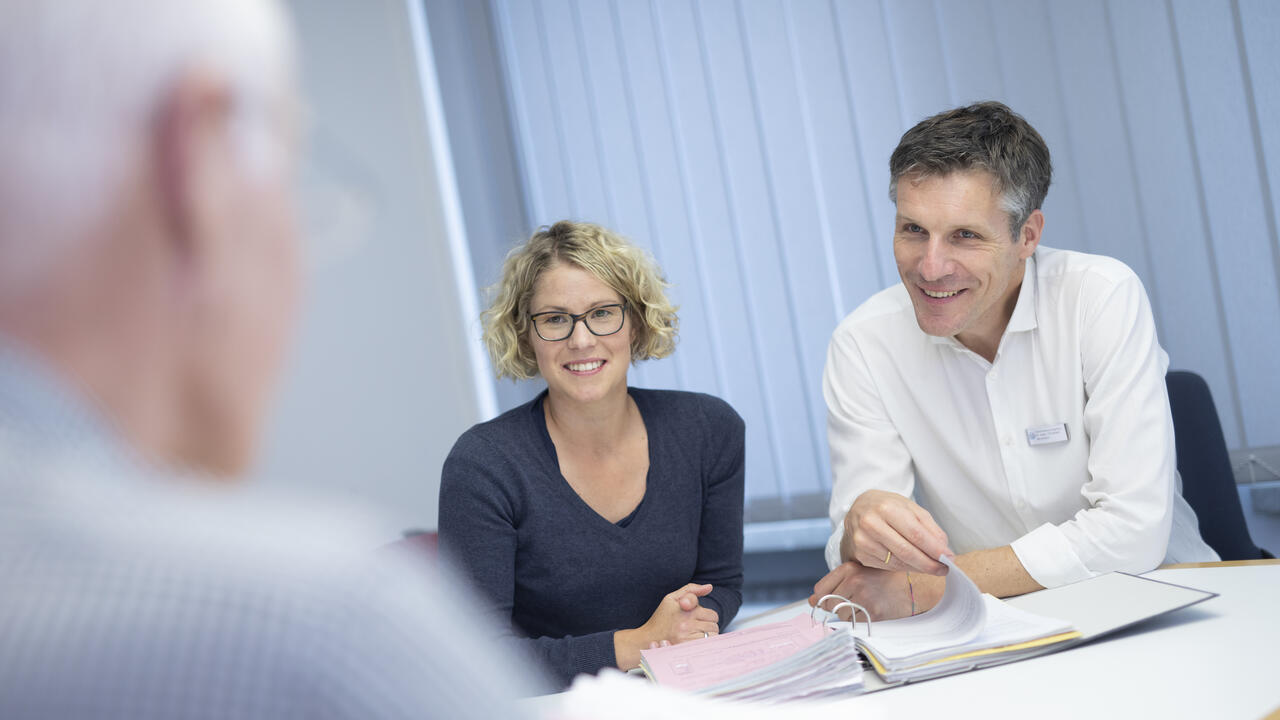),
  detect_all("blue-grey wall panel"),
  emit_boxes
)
[1238,0,1280,386]
[739,0,838,491]
[787,1,883,317]
[936,0,1005,106]
[1106,0,1243,448]
[1172,0,1280,447]
[830,0,905,288]
[987,0,1090,257]
[1047,0,1154,283]
[883,0,951,123]
[695,0,825,502]
[540,0,611,222]
[575,1,643,236]
[495,0,570,221]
